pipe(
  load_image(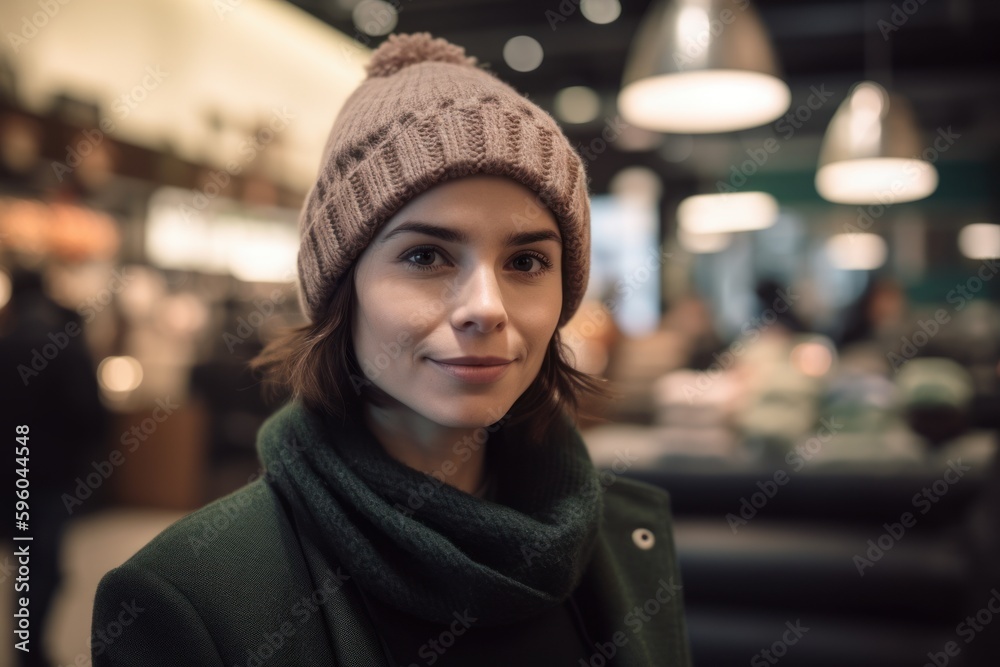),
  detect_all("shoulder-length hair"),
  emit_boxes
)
[249,260,610,442]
